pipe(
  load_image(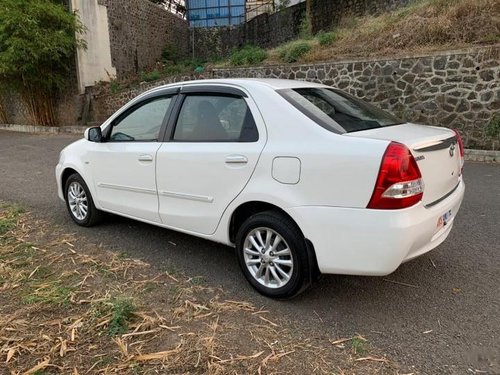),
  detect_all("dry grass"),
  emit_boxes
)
[266,0,500,64]
[0,204,399,374]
